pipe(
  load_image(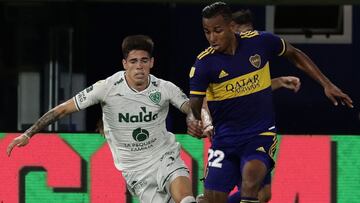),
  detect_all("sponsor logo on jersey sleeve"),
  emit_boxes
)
[77,91,87,103]
[86,85,93,93]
